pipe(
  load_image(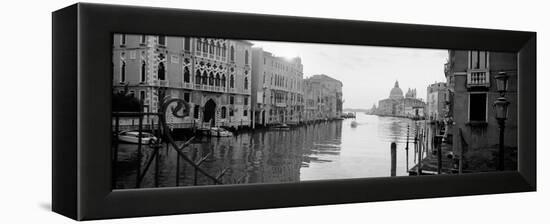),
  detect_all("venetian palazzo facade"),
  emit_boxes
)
[426,82,448,121]
[303,75,343,121]
[250,48,305,126]
[112,34,253,129]
[444,50,518,171]
[376,81,425,117]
